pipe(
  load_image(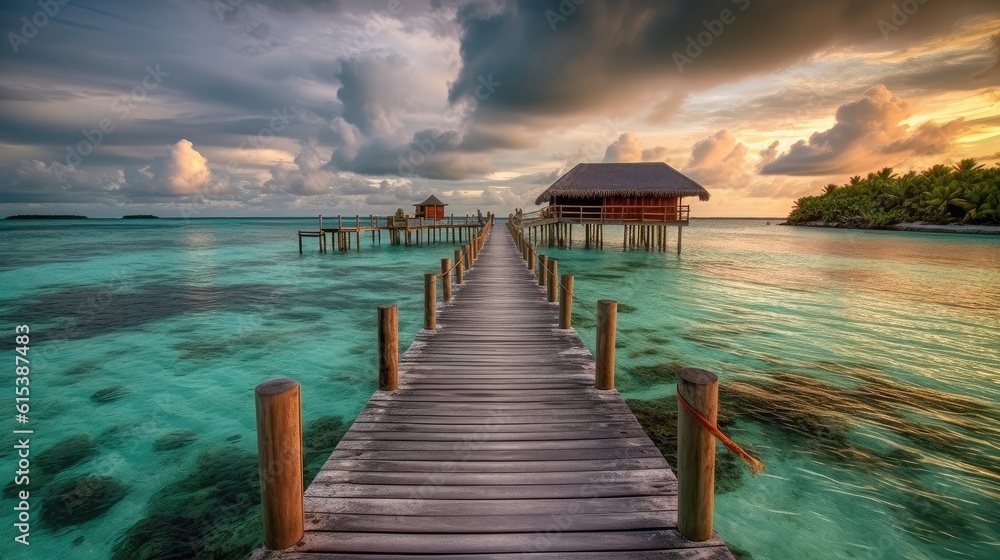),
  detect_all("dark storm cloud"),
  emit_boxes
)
[448,0,999,126]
